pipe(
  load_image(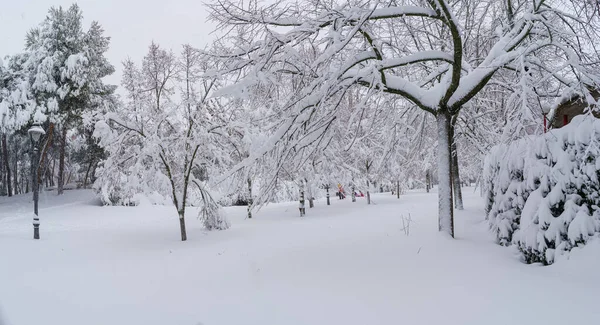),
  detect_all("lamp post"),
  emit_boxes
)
[28,123,45,240]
